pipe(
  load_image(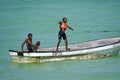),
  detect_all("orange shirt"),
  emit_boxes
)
[60,22,68,29]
